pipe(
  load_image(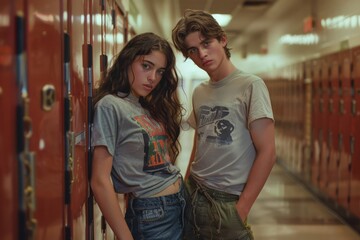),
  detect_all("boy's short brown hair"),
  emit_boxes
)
[172,9,231,59]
